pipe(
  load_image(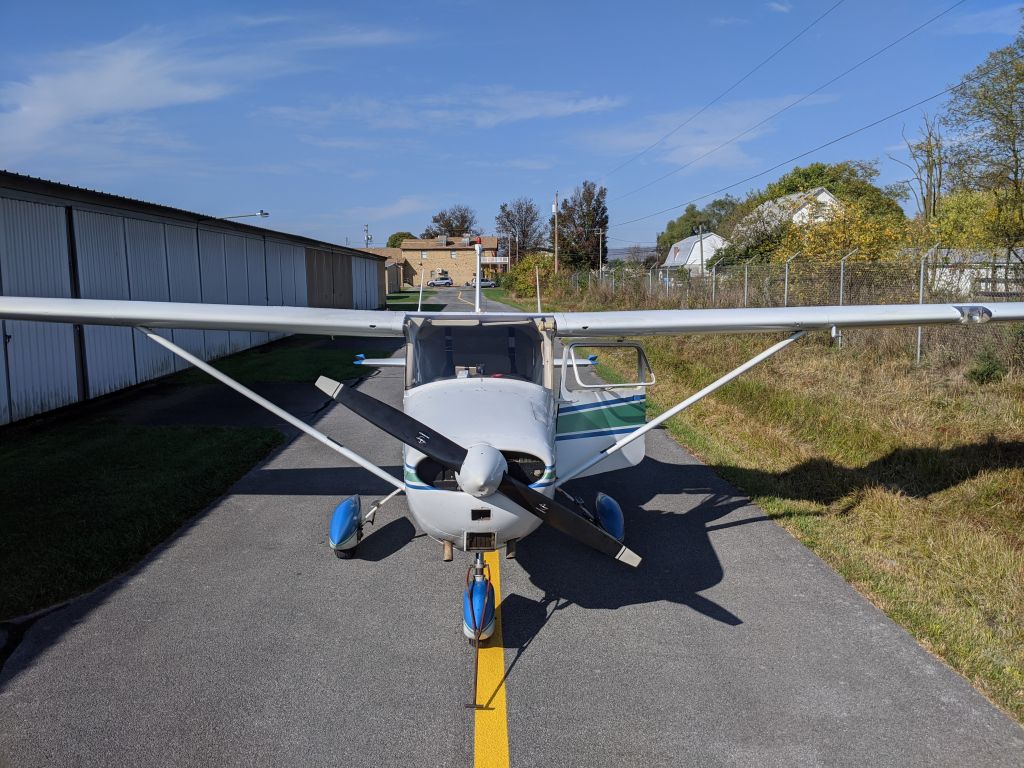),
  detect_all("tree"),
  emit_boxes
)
[386,231,415,248]
[550,181,609,270]
[775,199,912,262]
[656,196,739,253]
[942,13,1024,259]
[890,114,944,223]
[931,190,998,249]
[763,161,906,220]
[421,205,479,238]
[495,198,547,261]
